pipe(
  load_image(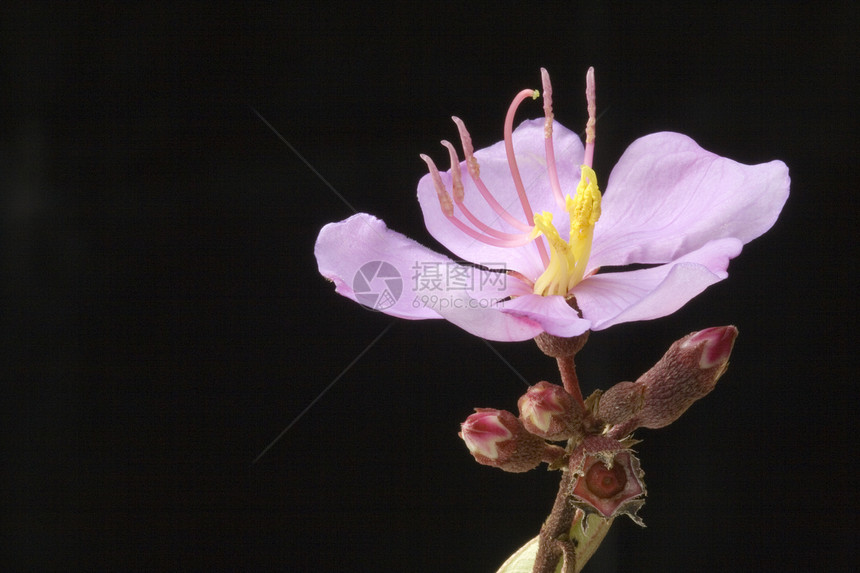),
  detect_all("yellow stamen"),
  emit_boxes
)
[531,166,602,296]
